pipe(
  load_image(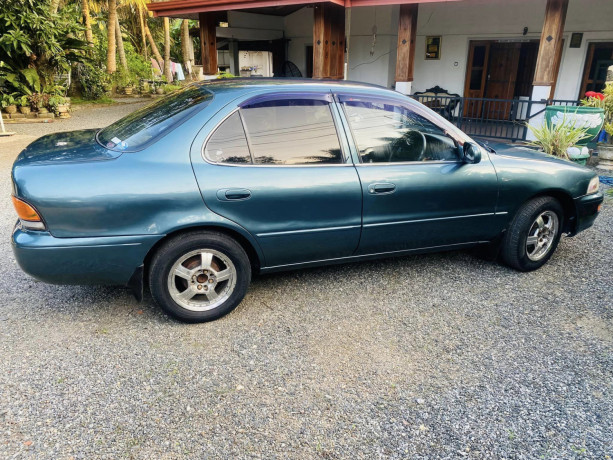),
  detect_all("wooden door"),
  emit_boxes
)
[484,43,521,119]
[463,41,490,117]
[579,42,613,98]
